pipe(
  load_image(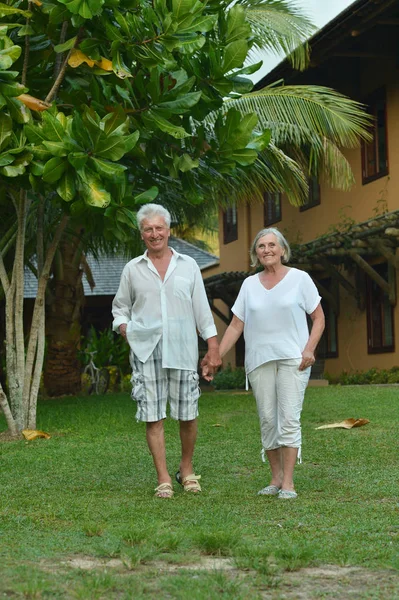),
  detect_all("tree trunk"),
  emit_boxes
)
[44,230,85,396]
